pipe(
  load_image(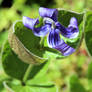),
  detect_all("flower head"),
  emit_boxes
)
[23,7,79,56]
